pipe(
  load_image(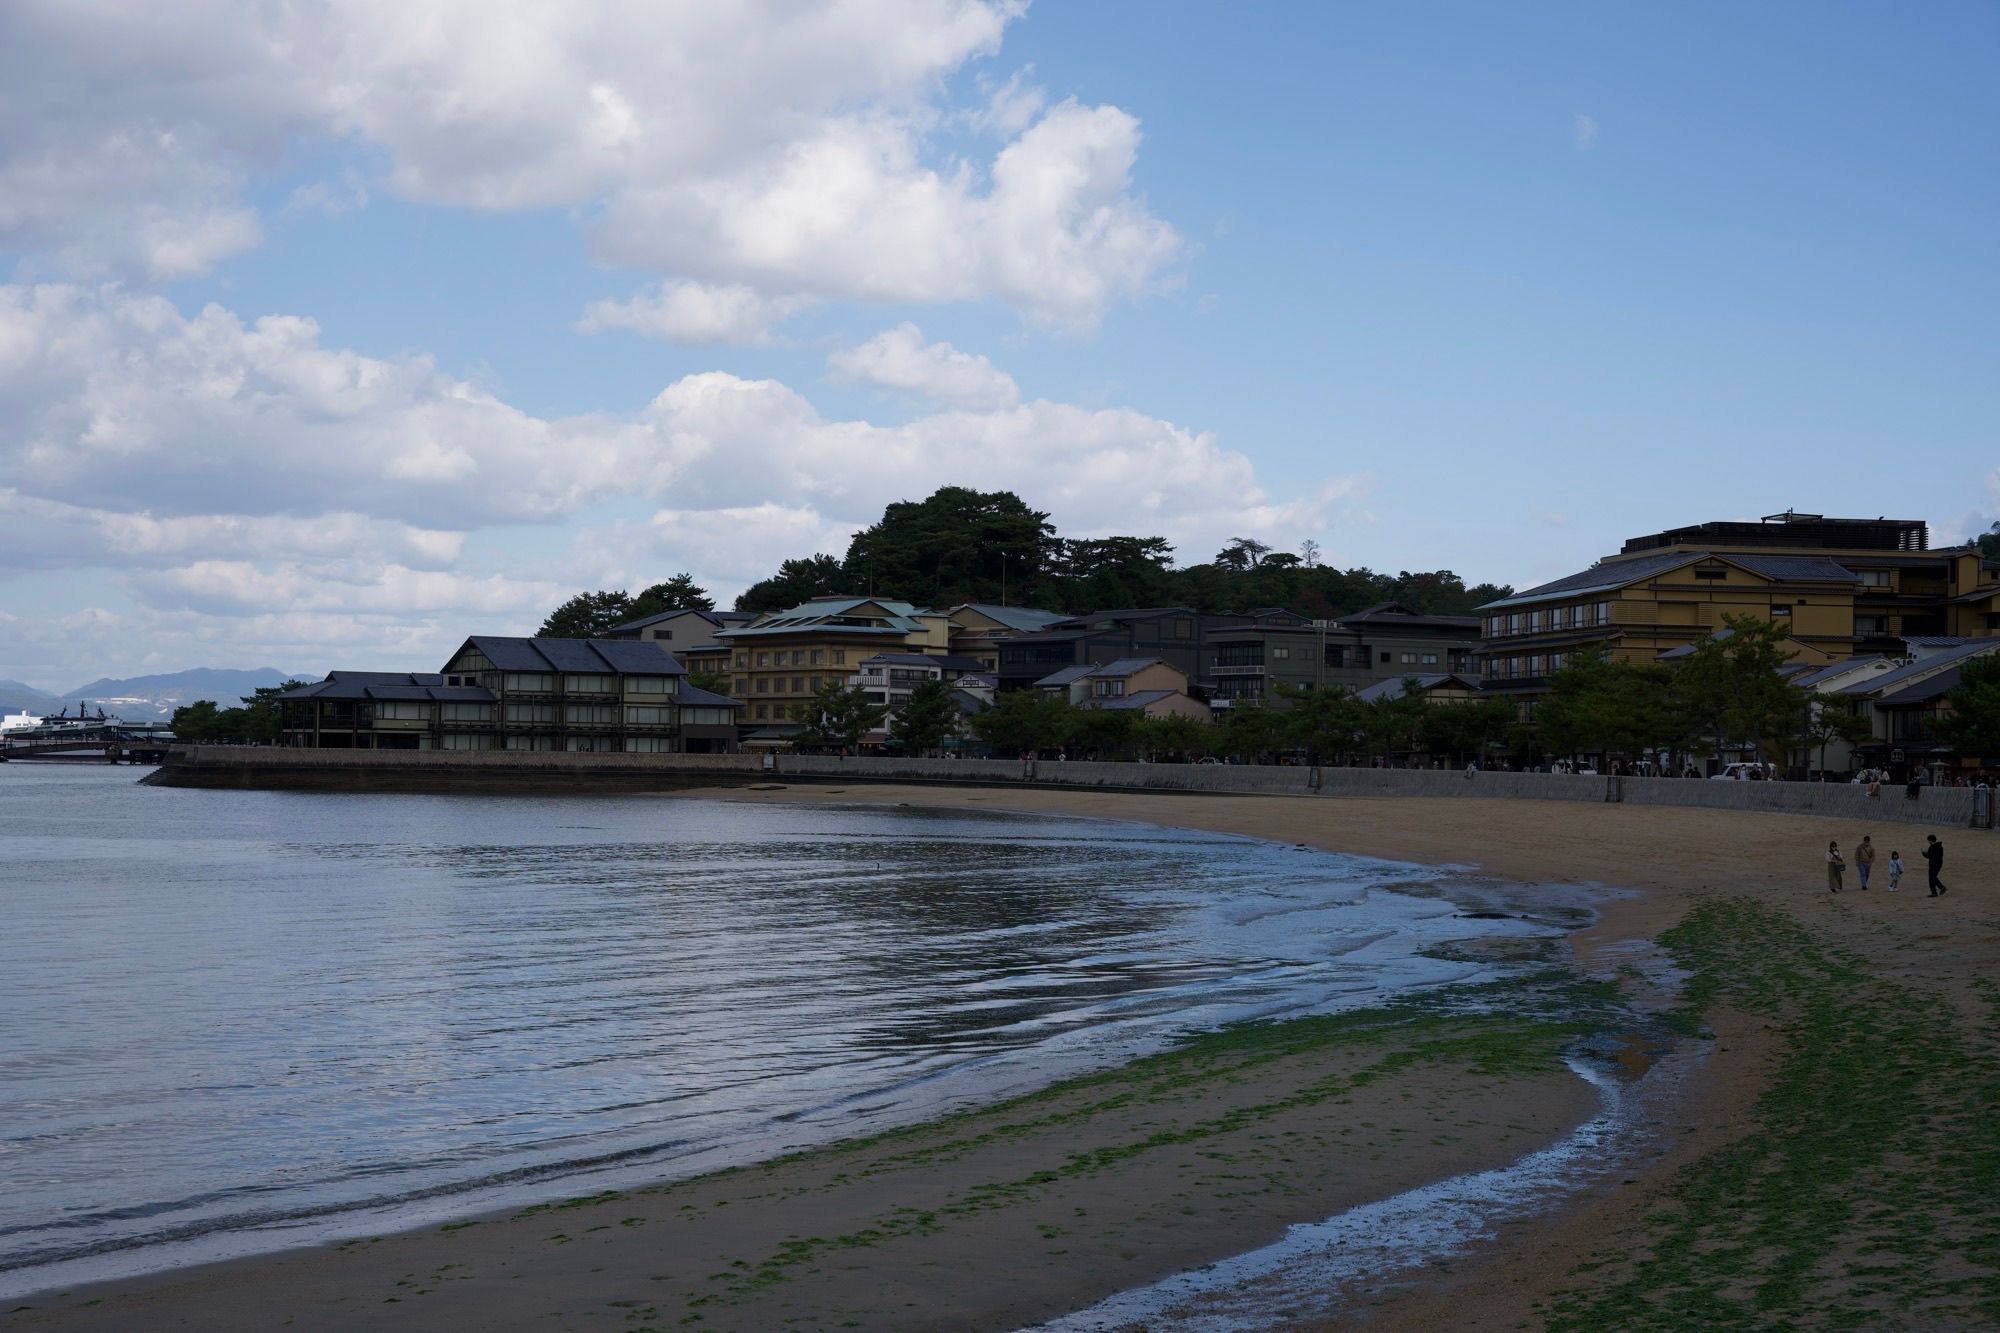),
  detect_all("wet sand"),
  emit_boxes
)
[10,788,1995,1330]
